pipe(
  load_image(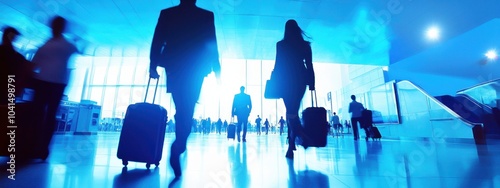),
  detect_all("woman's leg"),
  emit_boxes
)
[283,85,306,158]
